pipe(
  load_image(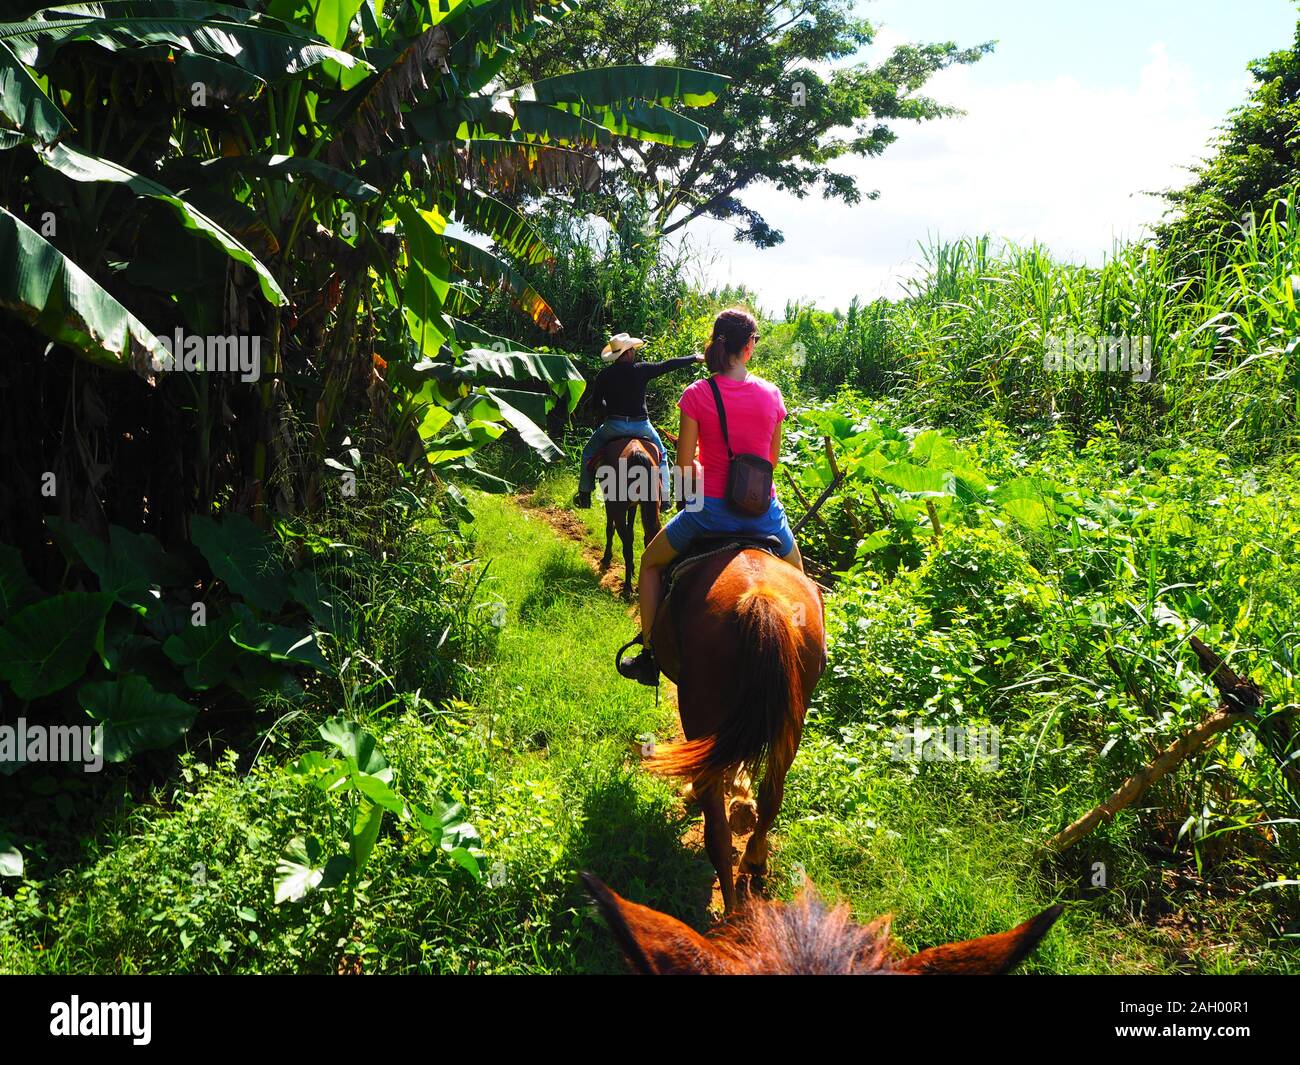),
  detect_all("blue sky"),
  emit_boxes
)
[686,0,1299,313]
